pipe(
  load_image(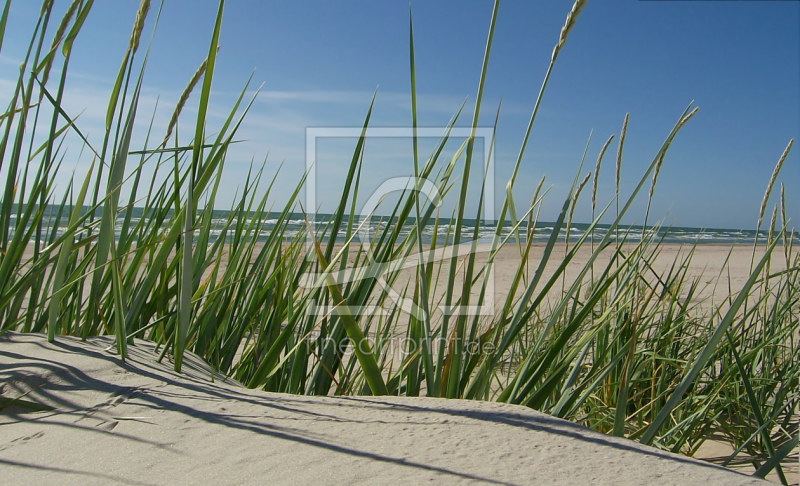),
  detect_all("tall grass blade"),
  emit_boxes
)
[48,160,95,341]
[640,237,780,445]
[0,0,11,55]
[176,0,224,373]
